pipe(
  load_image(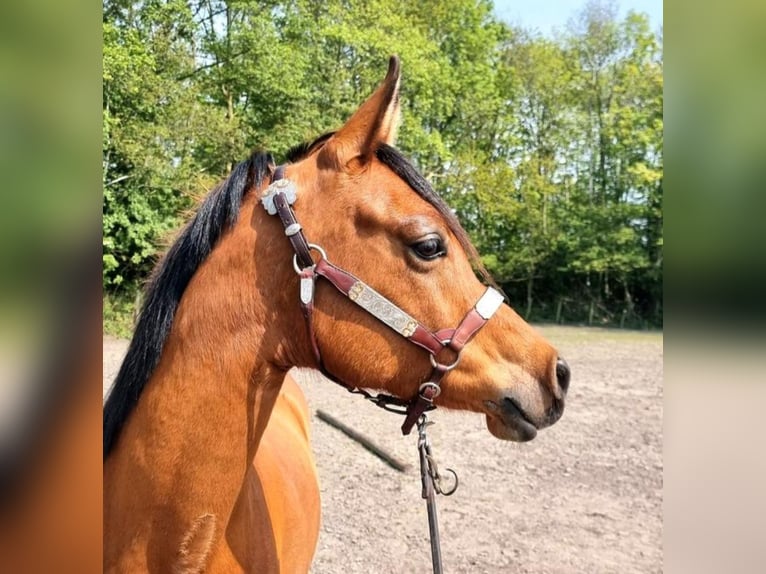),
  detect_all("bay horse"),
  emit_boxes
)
[103,56,570,573]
